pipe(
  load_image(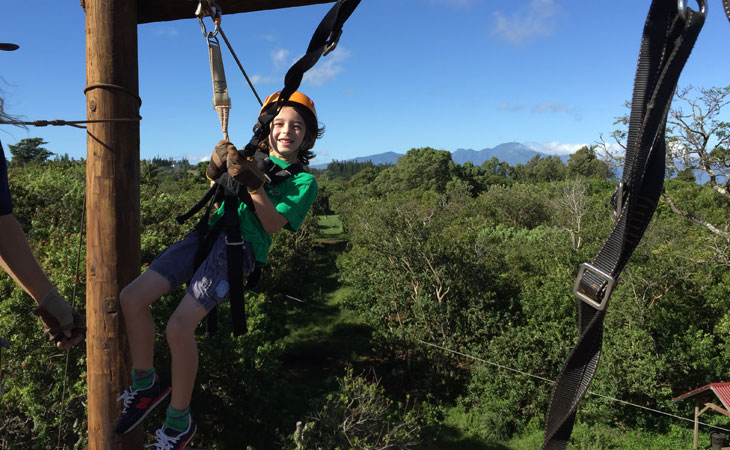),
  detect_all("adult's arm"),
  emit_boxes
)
[0,213,53,303]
